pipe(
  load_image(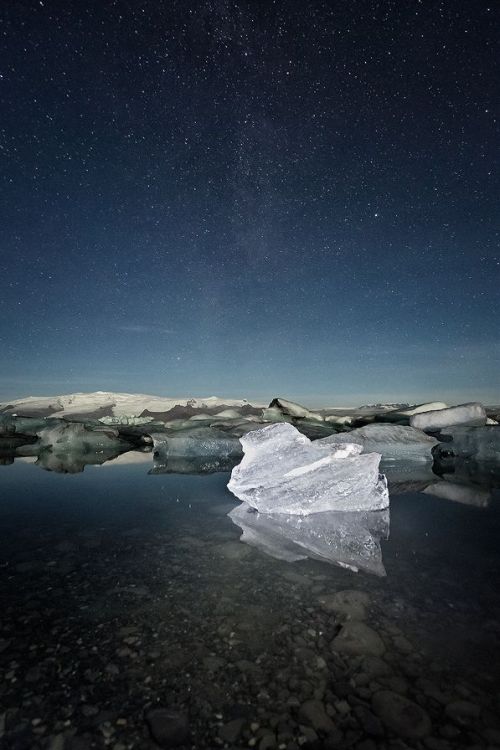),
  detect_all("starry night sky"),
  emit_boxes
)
[1,0,498,405]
